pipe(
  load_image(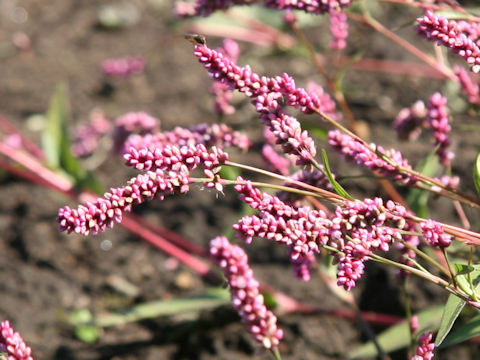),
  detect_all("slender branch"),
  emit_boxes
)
[224,160,346,203]
[398,237,450,277]
[347,8,455,80]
